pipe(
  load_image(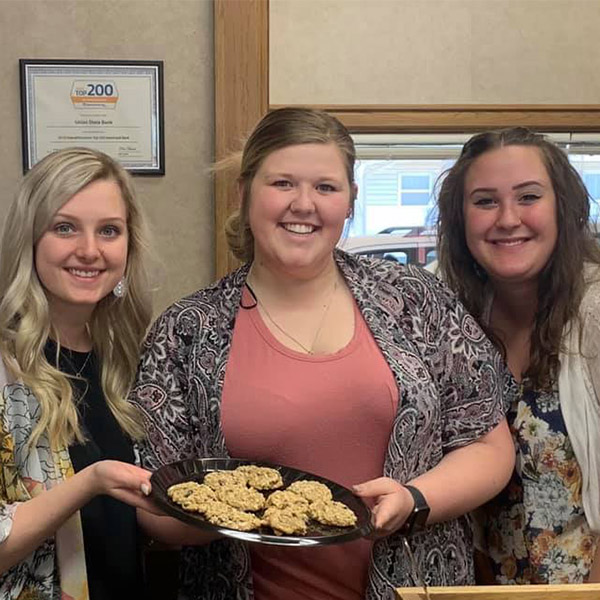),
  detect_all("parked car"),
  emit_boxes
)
[339,232,437,266]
